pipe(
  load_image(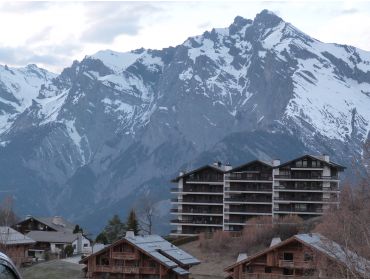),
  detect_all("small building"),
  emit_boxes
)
[12,215,91,260]
[224,233,370,278]
[0,226,35,266]
[80,231,200,278]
